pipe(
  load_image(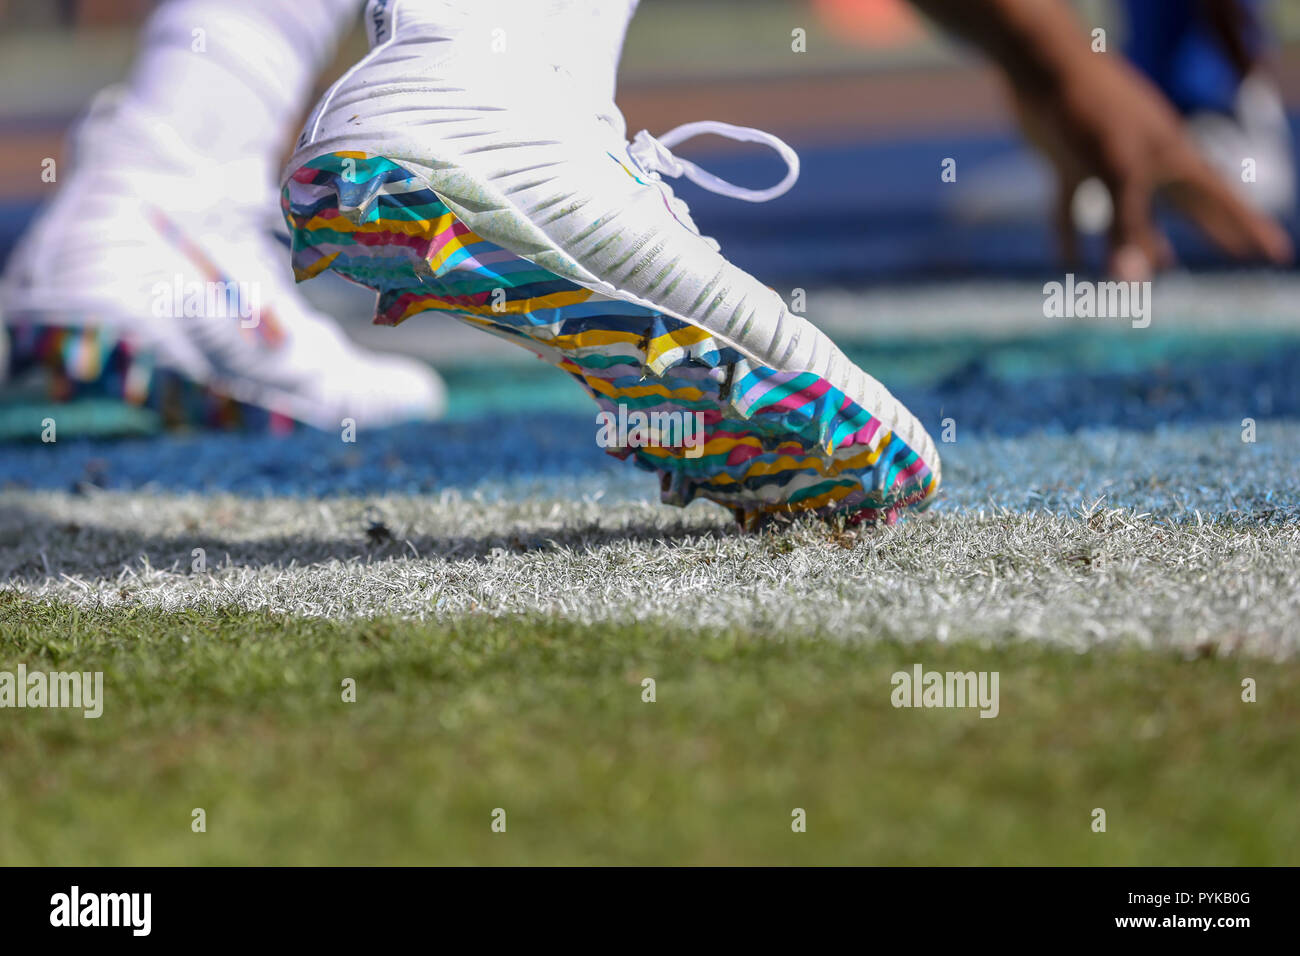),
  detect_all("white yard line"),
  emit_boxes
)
[3,422,1298,656]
